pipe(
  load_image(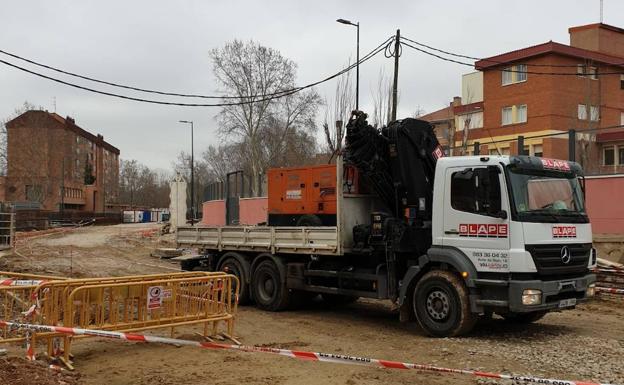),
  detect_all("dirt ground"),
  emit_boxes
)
[1,224,623,385]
